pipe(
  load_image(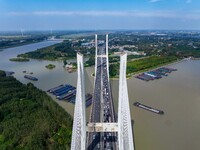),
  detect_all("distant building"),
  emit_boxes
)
[81,42,91,46]
[168,44,172,47]
[65,63,74,69]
